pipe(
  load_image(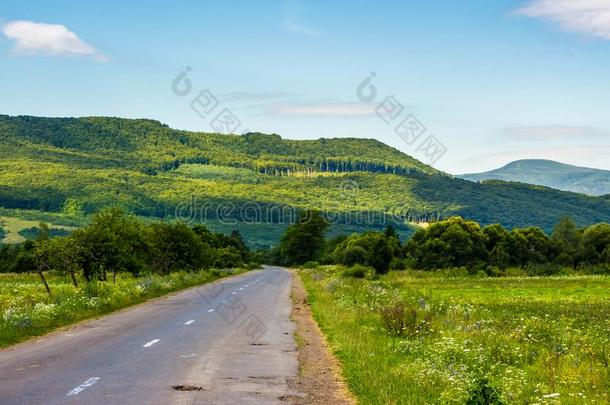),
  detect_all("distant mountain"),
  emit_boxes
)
[1,115,610,247]
[458,159,610,196]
